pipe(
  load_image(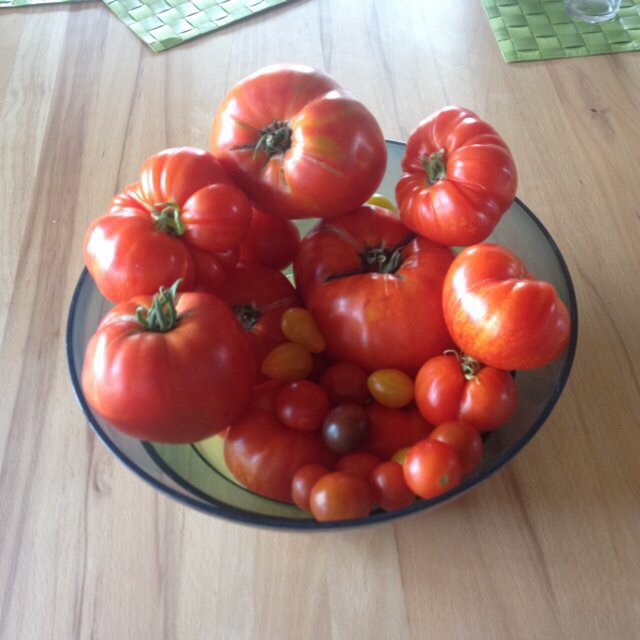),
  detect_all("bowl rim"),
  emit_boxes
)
[66,142,578,531]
